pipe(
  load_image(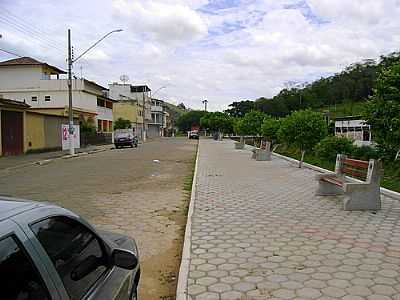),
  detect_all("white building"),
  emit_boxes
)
[335,116,372,147]
[0,57,115,132]
[150,98,166,137]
